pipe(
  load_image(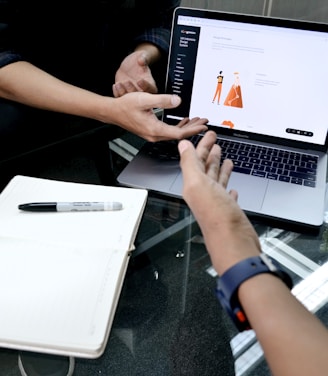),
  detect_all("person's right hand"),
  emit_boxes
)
[178,130,261,275]
[112,50,158,97]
